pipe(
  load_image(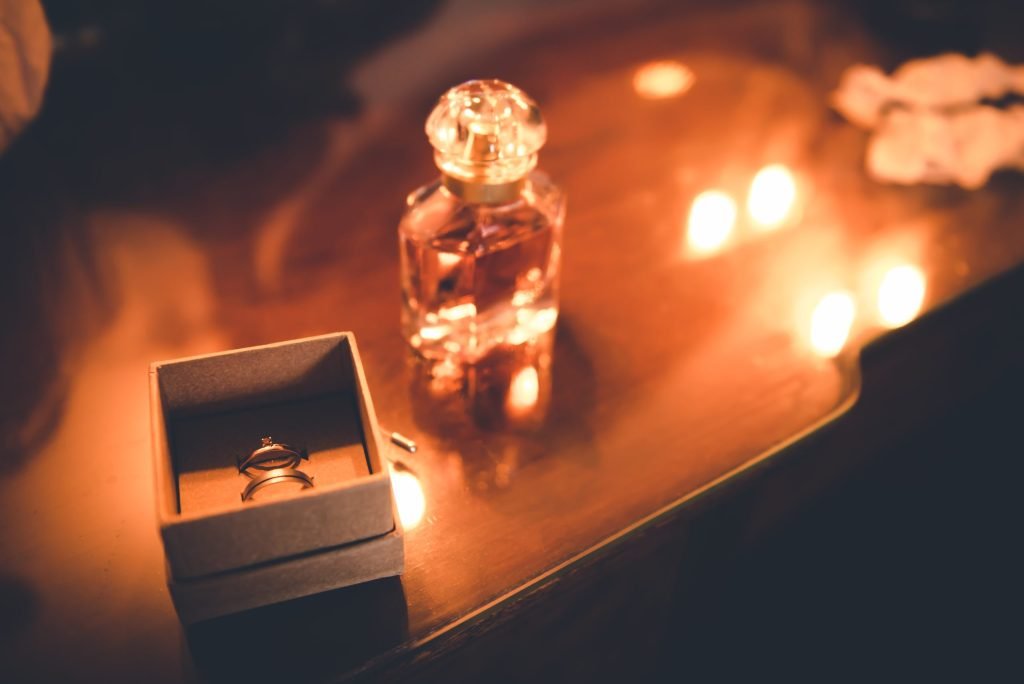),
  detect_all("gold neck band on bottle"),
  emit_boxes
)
[442,174,525,204]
